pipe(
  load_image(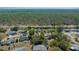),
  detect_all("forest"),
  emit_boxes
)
[0,9,79,25]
